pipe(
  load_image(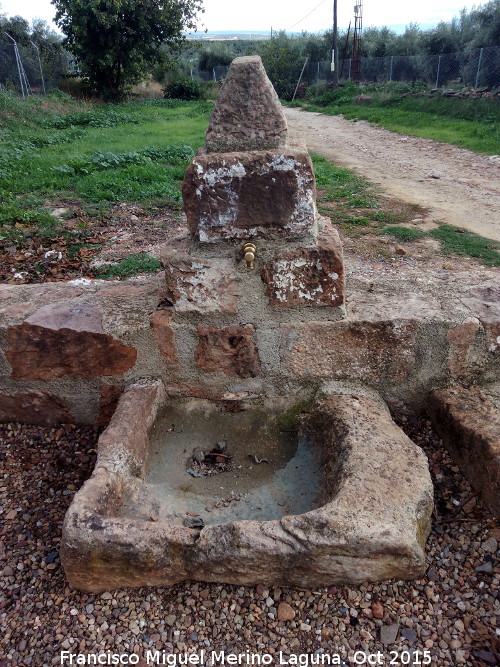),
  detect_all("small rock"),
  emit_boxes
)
[300,623,311,632]
[395,245,407,256]
[380,623,400,646]
[371,601,384,619]
[2,566,14,577]
[482,537,498,553]
[165,614,176,626]
[401,628,417,644]
[192,448,205,464]
[454,649,467,664]
[472,650,498,665]
[183,517,204,529]
[277,602,295,621]
[475,562,493,573]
